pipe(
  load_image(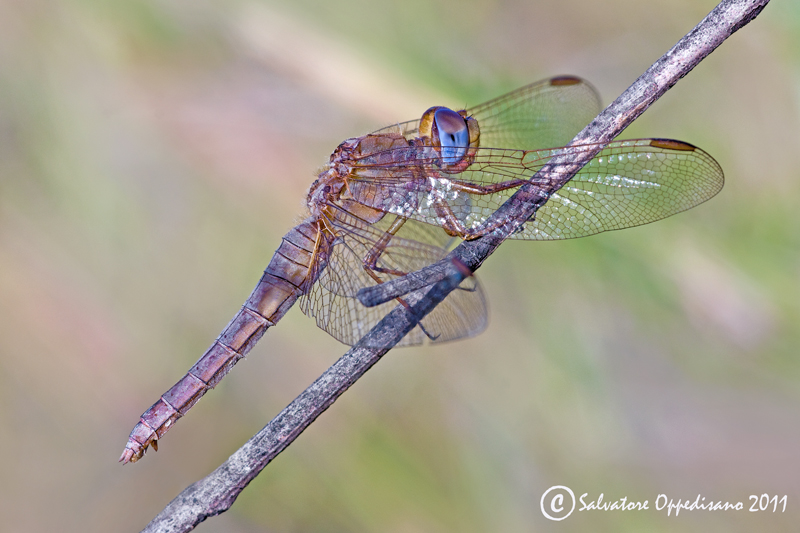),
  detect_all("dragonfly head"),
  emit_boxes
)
[418,106,480,168]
